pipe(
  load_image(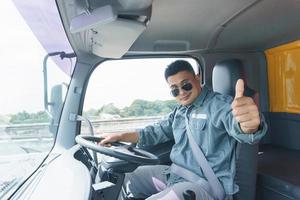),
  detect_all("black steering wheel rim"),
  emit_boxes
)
[75,135,159,165]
